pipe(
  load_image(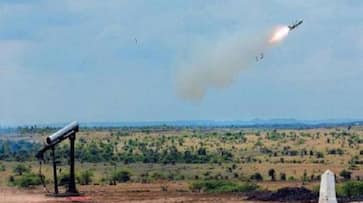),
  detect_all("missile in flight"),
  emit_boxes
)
[288,19,303,31]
